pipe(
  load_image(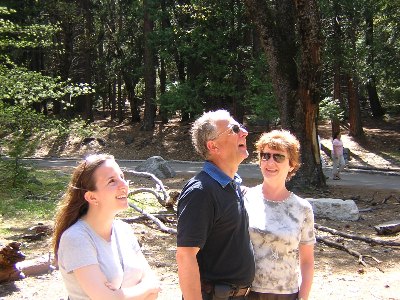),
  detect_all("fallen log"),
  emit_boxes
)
[315,223,400,246]
[374,220,400,235]
[16,254,56,277]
